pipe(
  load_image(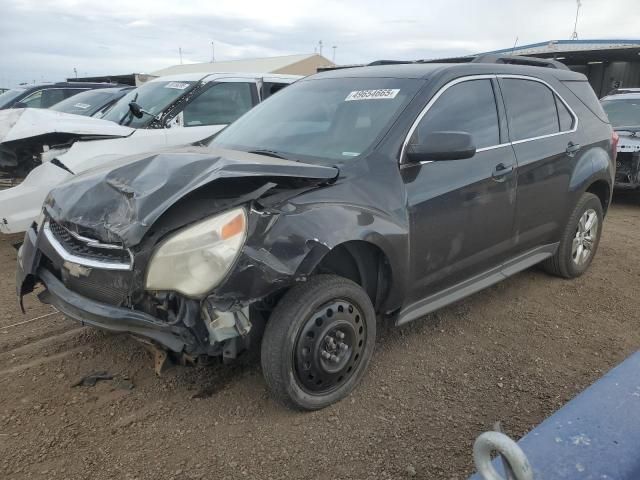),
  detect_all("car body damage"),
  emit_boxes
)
[0,108,133,179]
[614,127,640,189]
[17,146,339,357]
[0,73,300,234]
[16,61,615,409]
